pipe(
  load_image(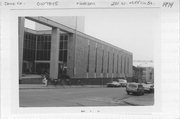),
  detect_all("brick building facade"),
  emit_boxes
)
[19,17,133,85]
